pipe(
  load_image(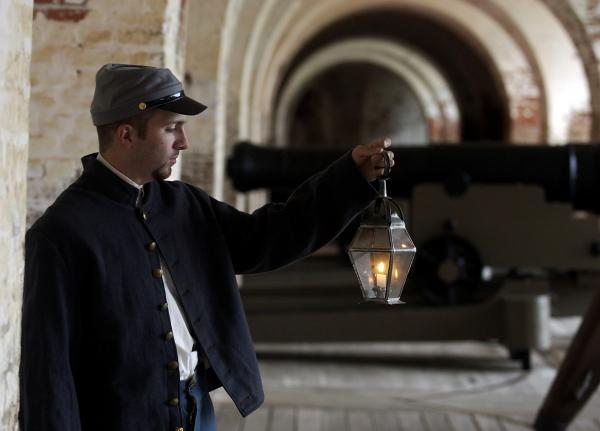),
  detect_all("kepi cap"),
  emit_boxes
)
[90,64,207,126]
